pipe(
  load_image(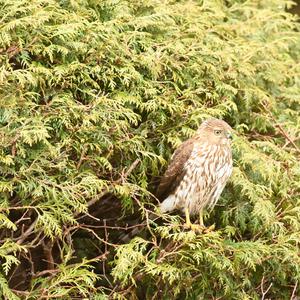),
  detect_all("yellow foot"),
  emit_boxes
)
[184,222,205,233]
[183,223,215,233]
